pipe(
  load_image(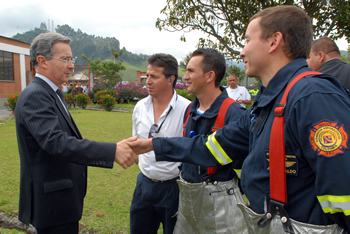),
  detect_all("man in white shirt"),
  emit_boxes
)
[130,53,190,234]
[82,84,88,94]
[62,82,68,93]
[226,73,251,108]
